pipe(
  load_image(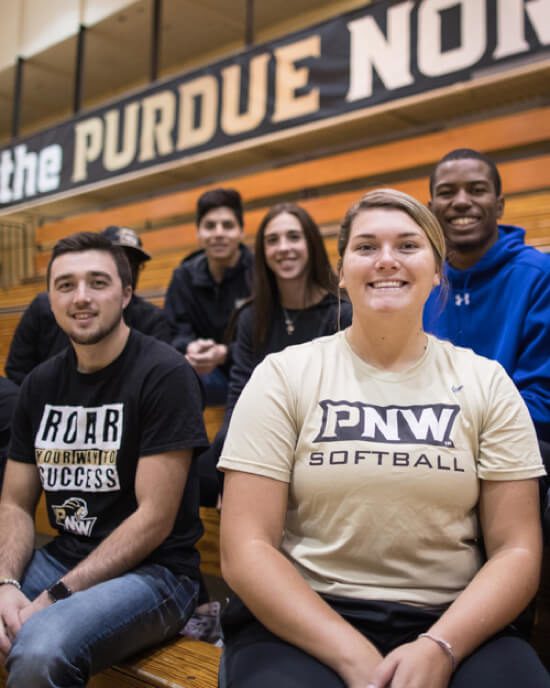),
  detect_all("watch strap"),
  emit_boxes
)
[47,580,72,603]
